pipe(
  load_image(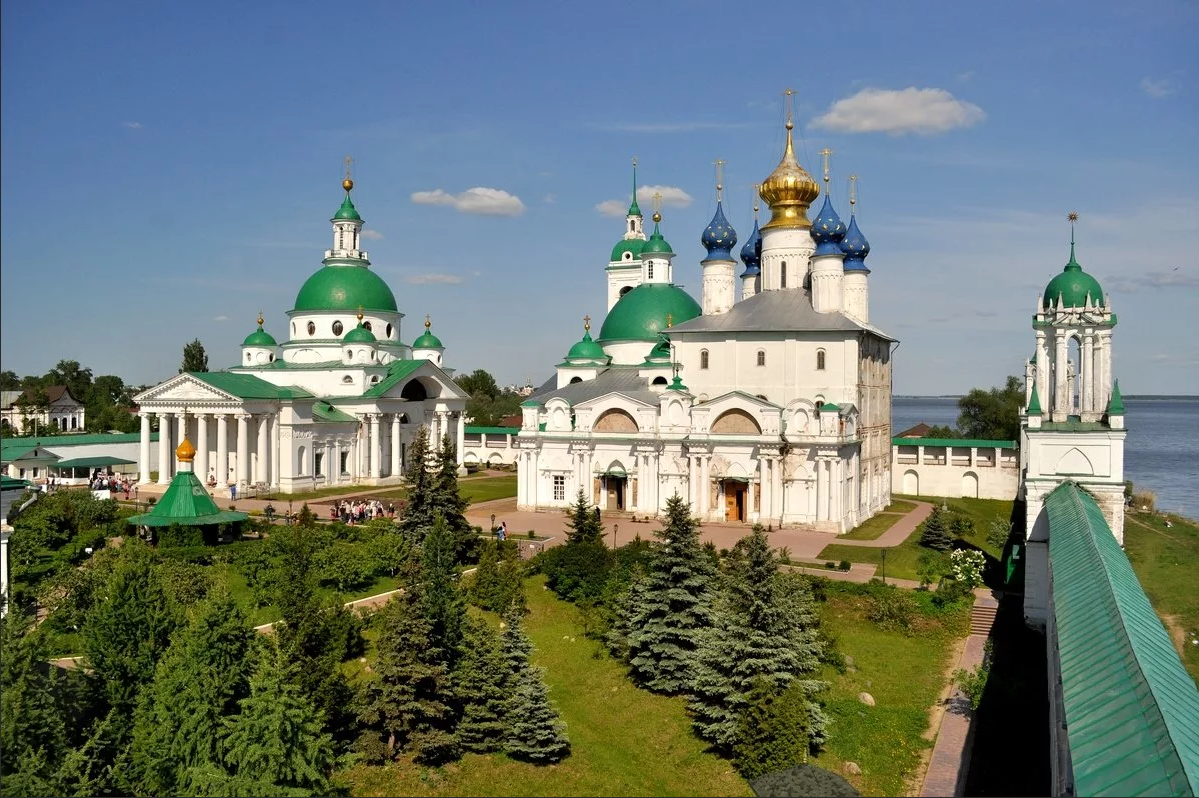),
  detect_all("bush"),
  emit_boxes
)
[734,679,811,779]
[537,542,615,603]
[949,511,974,538]
[157,524,206,548]
[952,640,993,710]
[838,560,851,572]
[916,550,949,589]
[1132,490,1156,513]
[987,518,1013,550]
[748,764,861,797]
[825,561,836,569]
[865,587,917,632]
[919,504,954,551]
[932,577,974,608]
